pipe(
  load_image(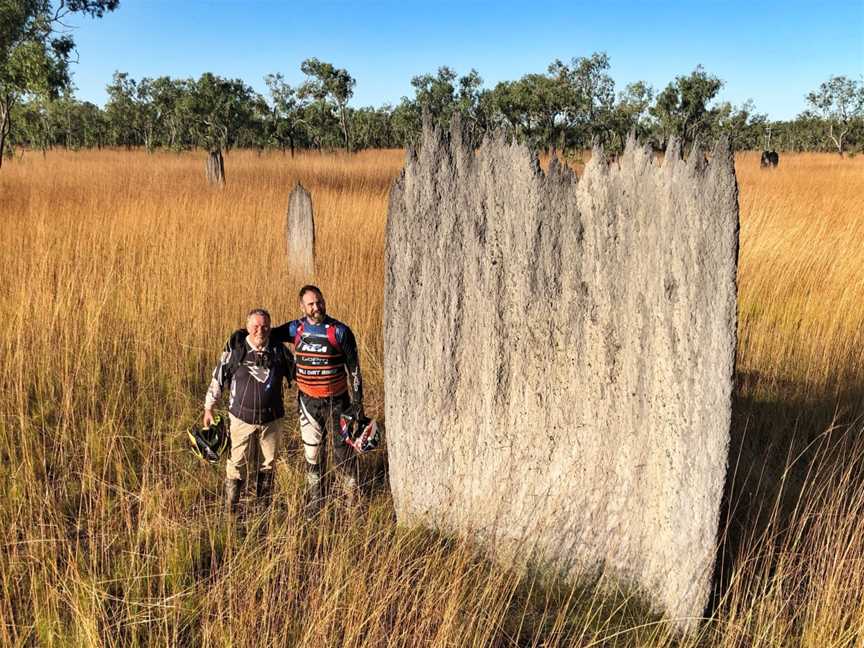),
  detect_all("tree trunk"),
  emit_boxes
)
[828,123,847,156]
[0,102,10,170]
[340,106,350,153]
[206,149,225,185]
